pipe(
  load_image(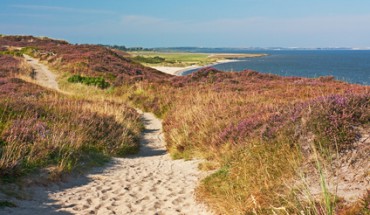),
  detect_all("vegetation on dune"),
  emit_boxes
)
[133,55,165,64]
[0,35,170,85]
[0,54,142,181]
[1,36,369,214]
[196,91,369,214]
[0,47,35,57]
[117,67,369,214]
[67,74,110,89]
